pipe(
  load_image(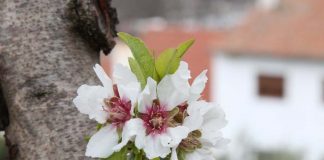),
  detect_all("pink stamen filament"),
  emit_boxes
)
[141,100,168,135]
[103,84,131,128]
